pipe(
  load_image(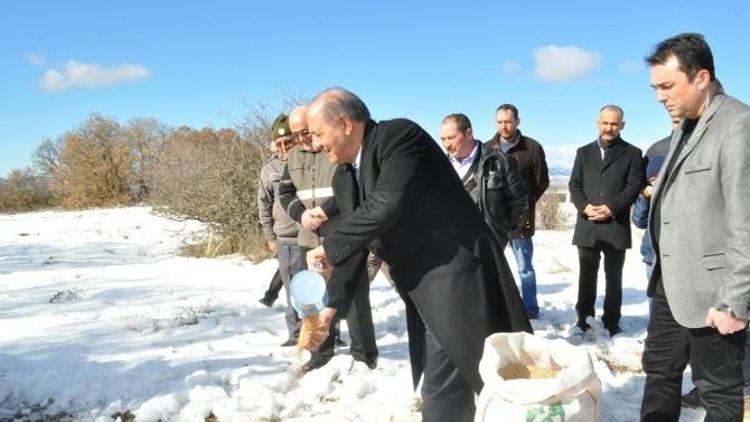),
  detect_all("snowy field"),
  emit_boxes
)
[0,207,705,421]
